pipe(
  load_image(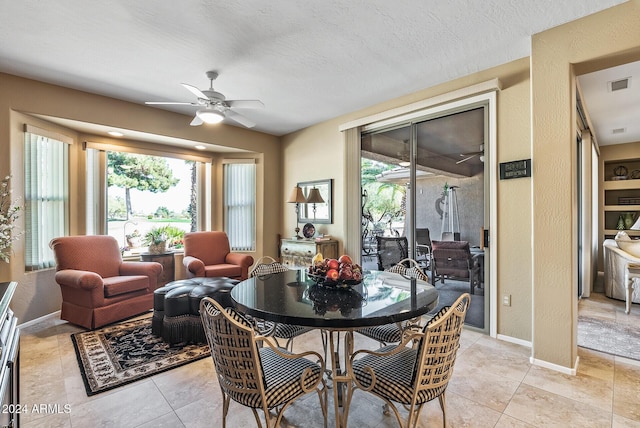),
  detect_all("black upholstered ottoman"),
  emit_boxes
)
[152,277,239,344]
